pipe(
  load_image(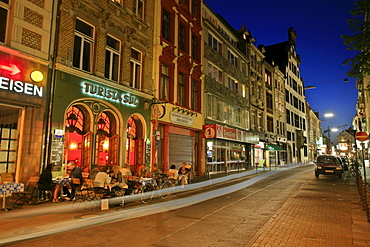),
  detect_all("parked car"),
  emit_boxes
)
[314,155,344,178]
